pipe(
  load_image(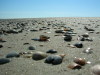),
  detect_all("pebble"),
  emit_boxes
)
[32,51,47,60]
[74,42,83,48]
[28,46,36,50]
[45,55,64,65]
[0,58,10,65]
[0,45,3,48]
[6,52,20,58]
[64,35,72,41]
[46,49,57,54]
